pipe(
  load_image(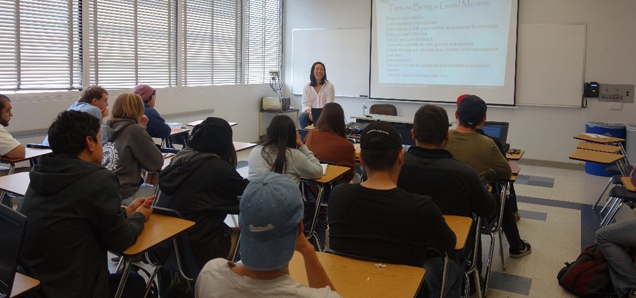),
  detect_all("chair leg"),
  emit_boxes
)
[600,196,617,215]
[498,228,505,271]
[593,177,613,210]
[601,201,623,227]
[439,254,449,298]
[482,233,496,297]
